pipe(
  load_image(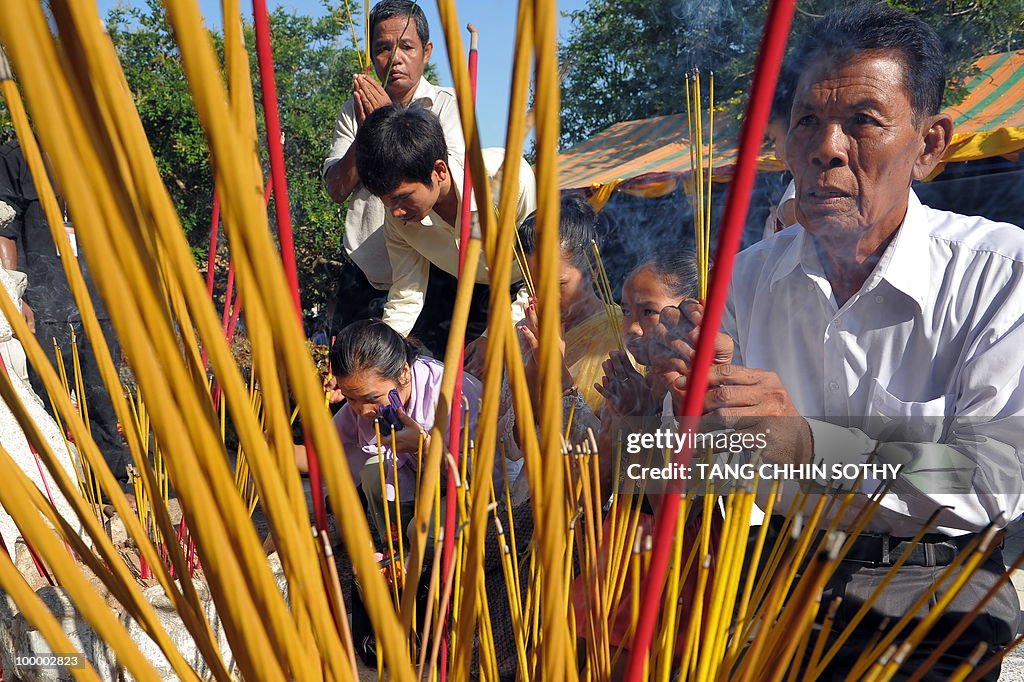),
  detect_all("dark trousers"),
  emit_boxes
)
[812,552,1018,681]
[30,318,130,481]
[756,519,1019,681]
[330,259,491,359]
